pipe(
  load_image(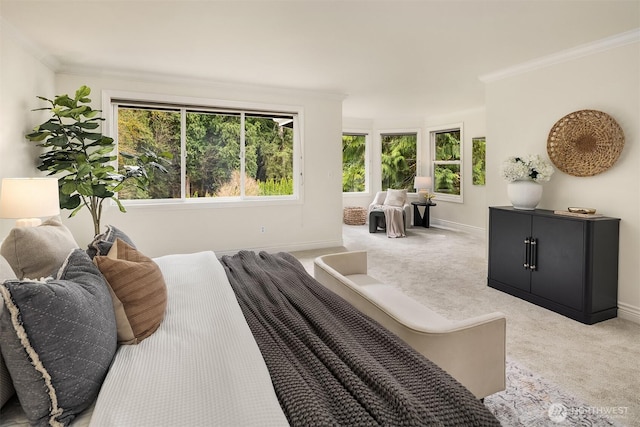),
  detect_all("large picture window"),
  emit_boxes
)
[431,125,462,201]
[380,132,417,191]
[112,98,298,203]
